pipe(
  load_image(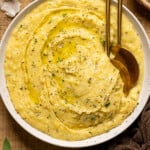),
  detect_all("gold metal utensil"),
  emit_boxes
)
[106,0,139,96]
